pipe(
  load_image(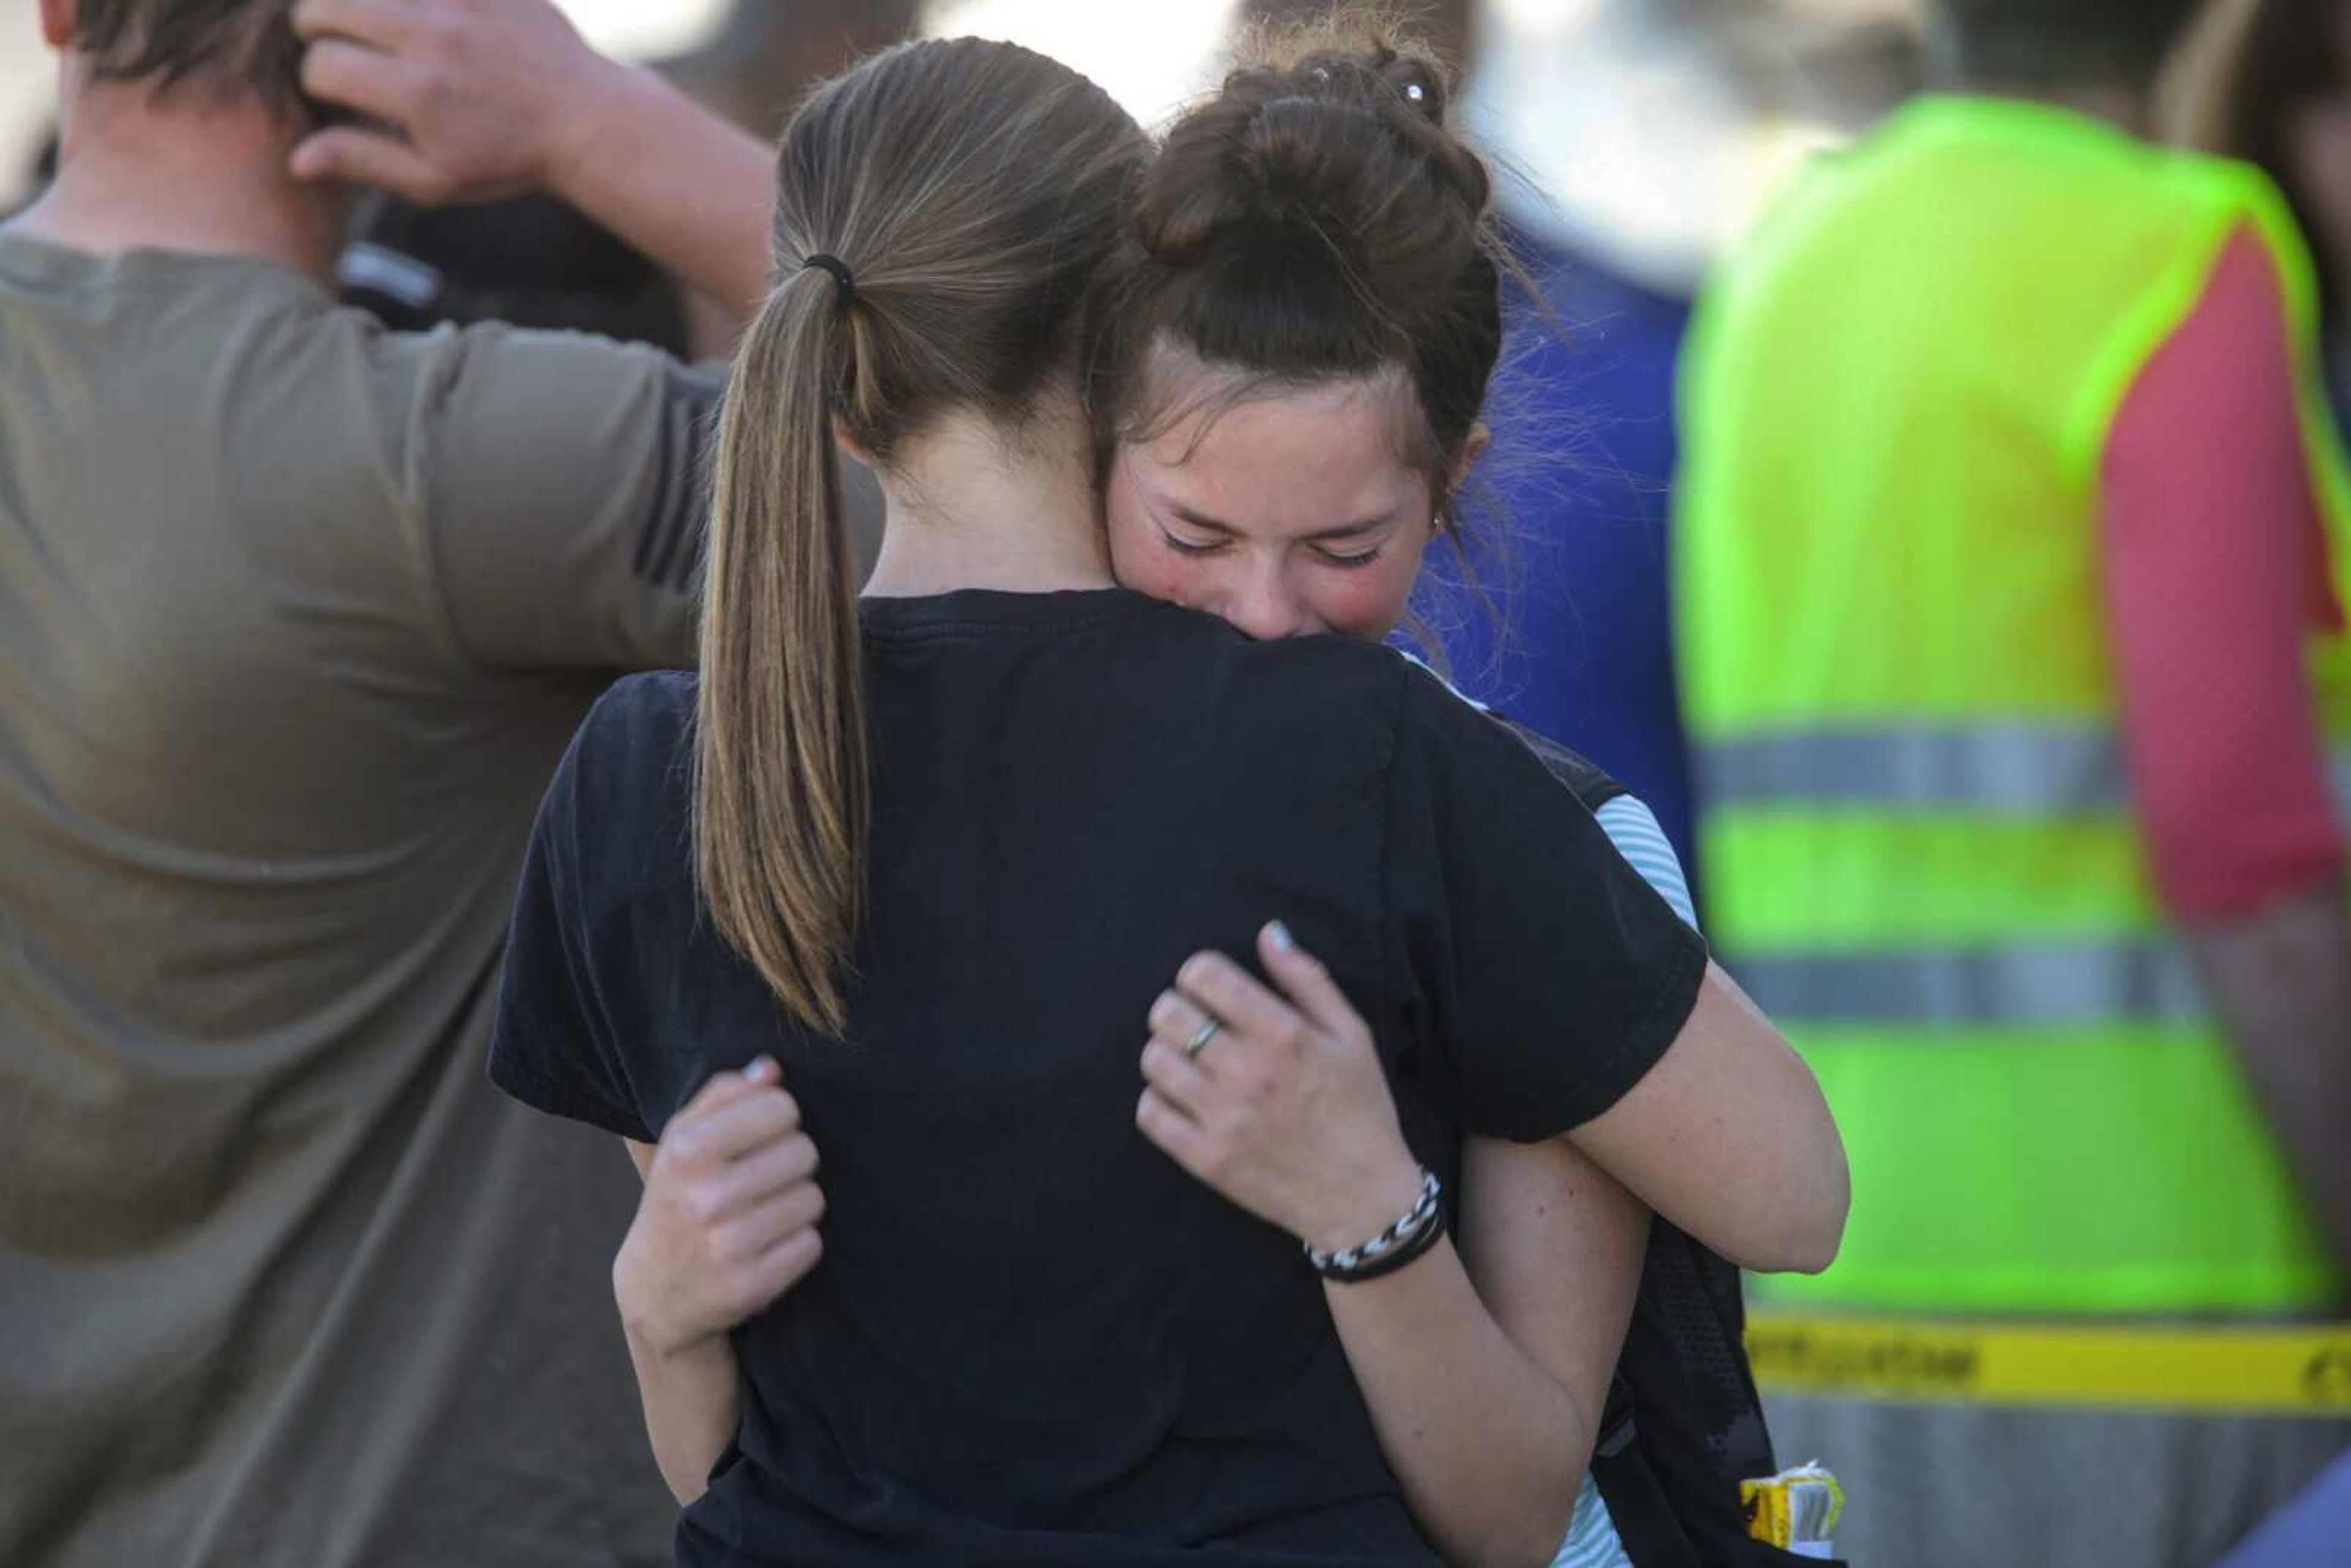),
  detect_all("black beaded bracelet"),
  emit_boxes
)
[1305,1169,1445,1283]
